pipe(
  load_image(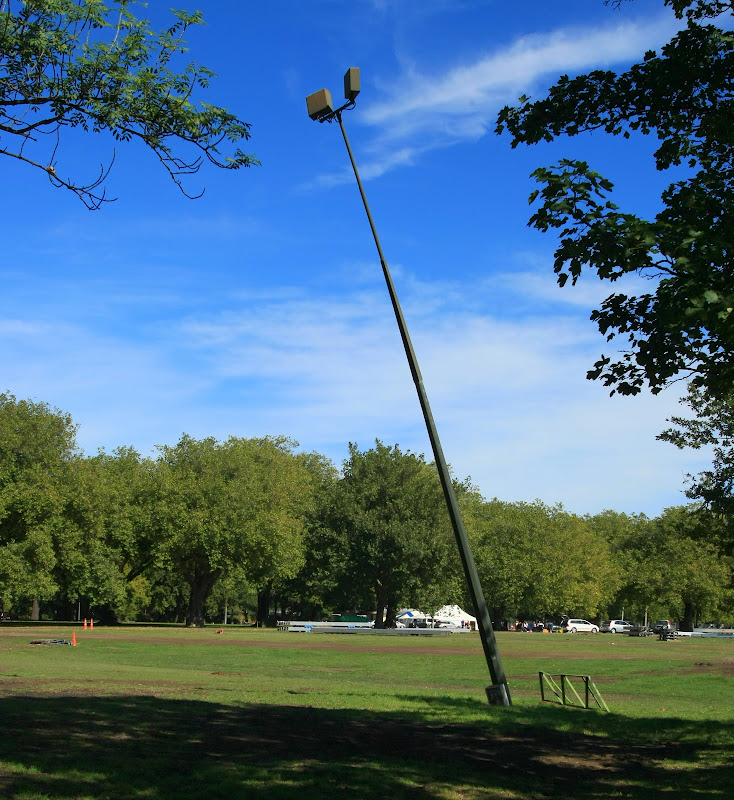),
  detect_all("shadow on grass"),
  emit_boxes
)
[1,694,732,799]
